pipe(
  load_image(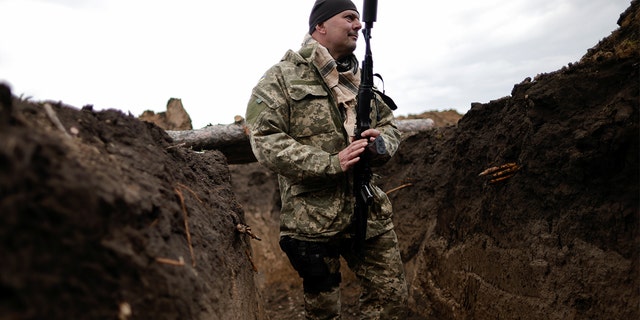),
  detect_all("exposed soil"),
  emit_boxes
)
[0,99,267,319]
[0,2,638,320]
